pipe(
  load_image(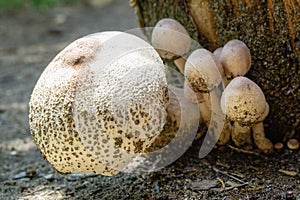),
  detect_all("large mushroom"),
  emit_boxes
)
[221,76,273,153]
[29,31,168,175]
